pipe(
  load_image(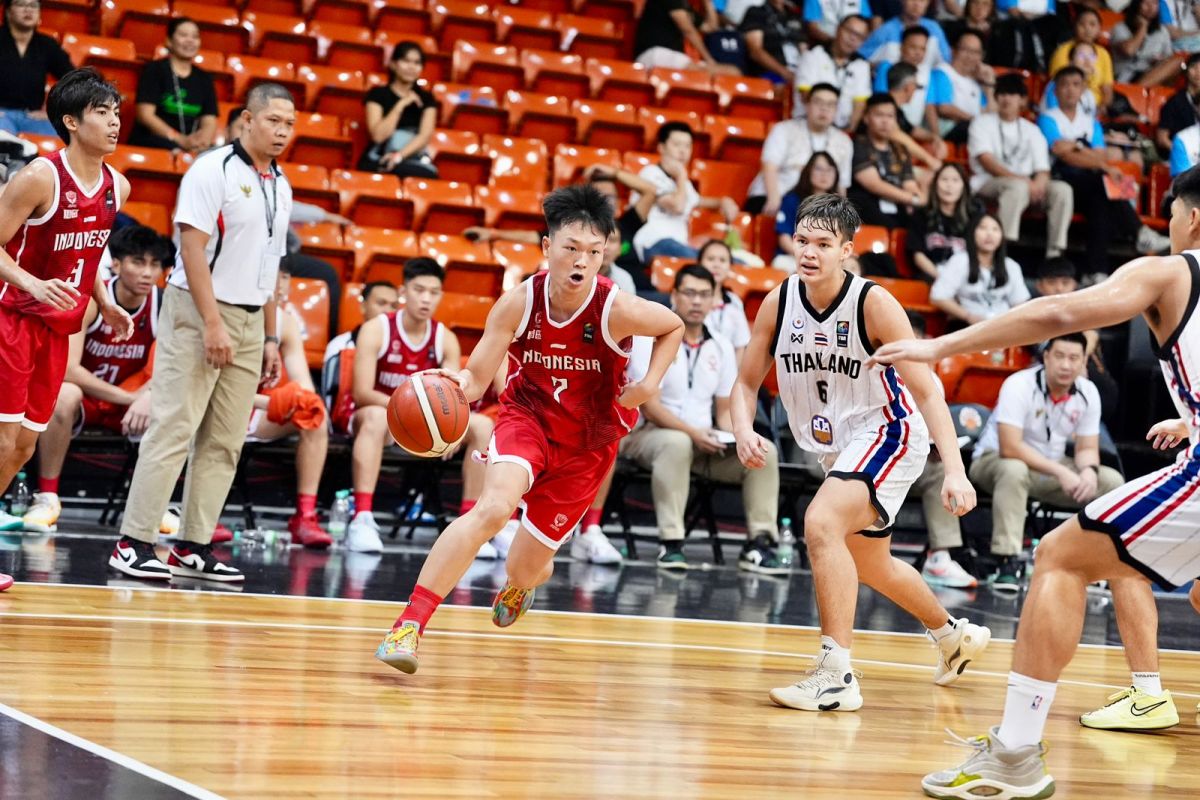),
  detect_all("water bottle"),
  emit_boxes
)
[10,472,31,517]
[777,517,795,569]
[329,490,350,543]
